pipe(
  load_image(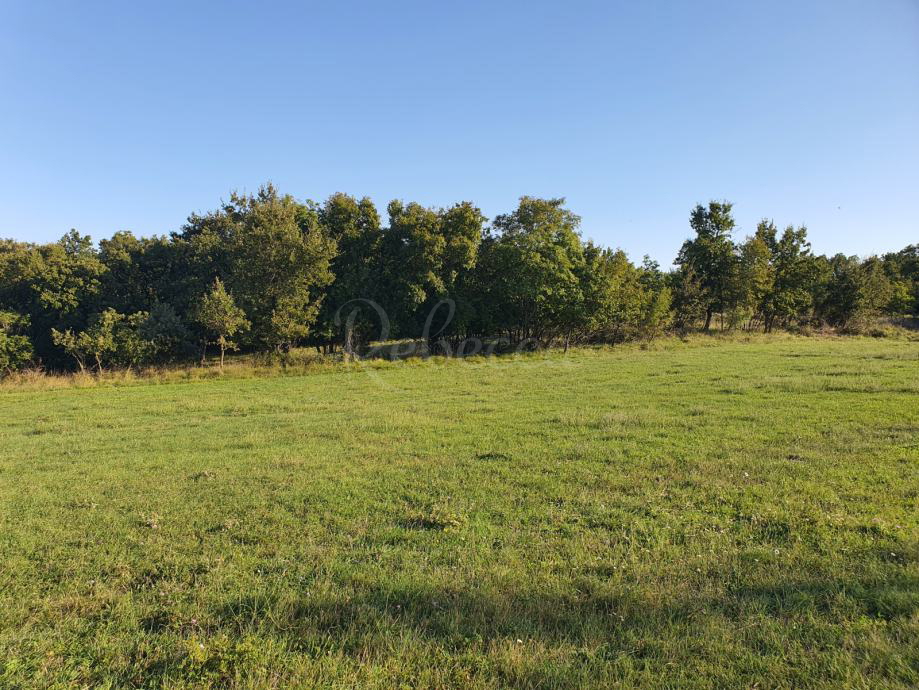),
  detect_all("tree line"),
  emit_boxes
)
[0,186,916,374]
